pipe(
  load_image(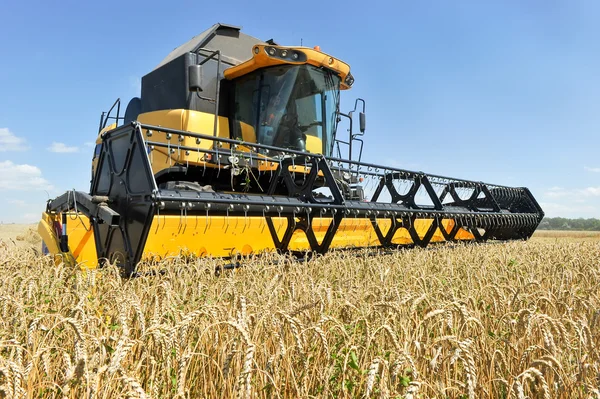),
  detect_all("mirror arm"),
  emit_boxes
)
[337,112,353,161]
[353,98,366,113]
